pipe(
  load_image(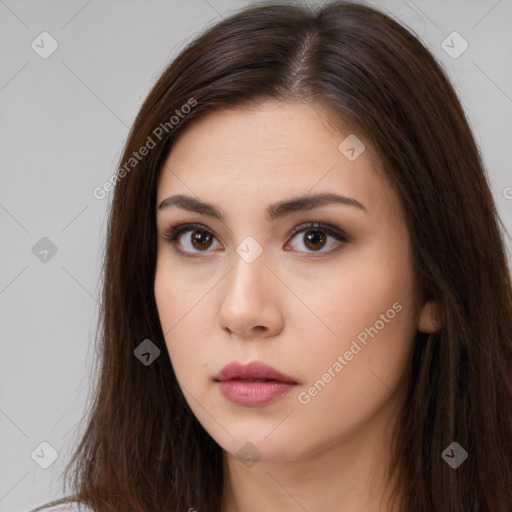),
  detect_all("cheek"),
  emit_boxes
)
[293,261,416,427]
[312,242,414,339]
[295,234,414,363]
[154,253,208,331]
[154,259,191,369]
[298,277,414,375]
[154,256,216,382]
[154,258,177,335]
